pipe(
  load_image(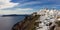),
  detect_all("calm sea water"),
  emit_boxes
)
[0,16,25,30]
